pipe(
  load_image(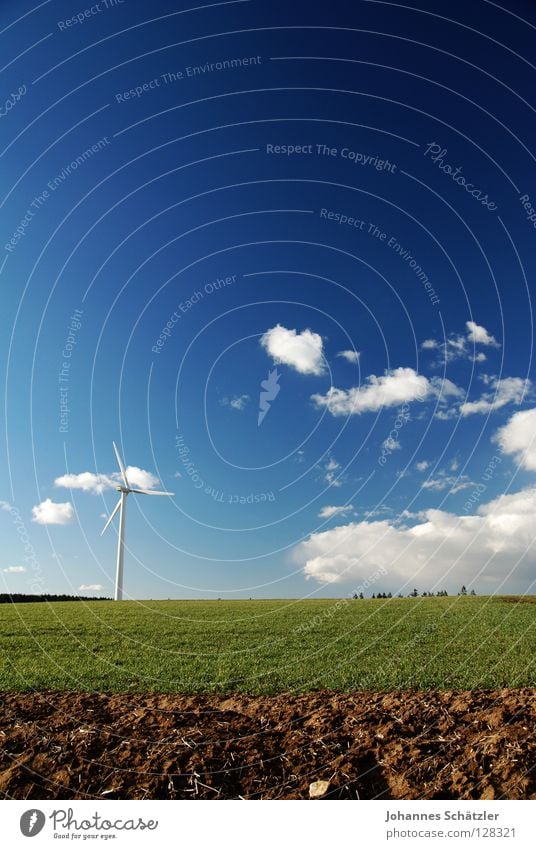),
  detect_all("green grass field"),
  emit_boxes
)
[1,596,535,692]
